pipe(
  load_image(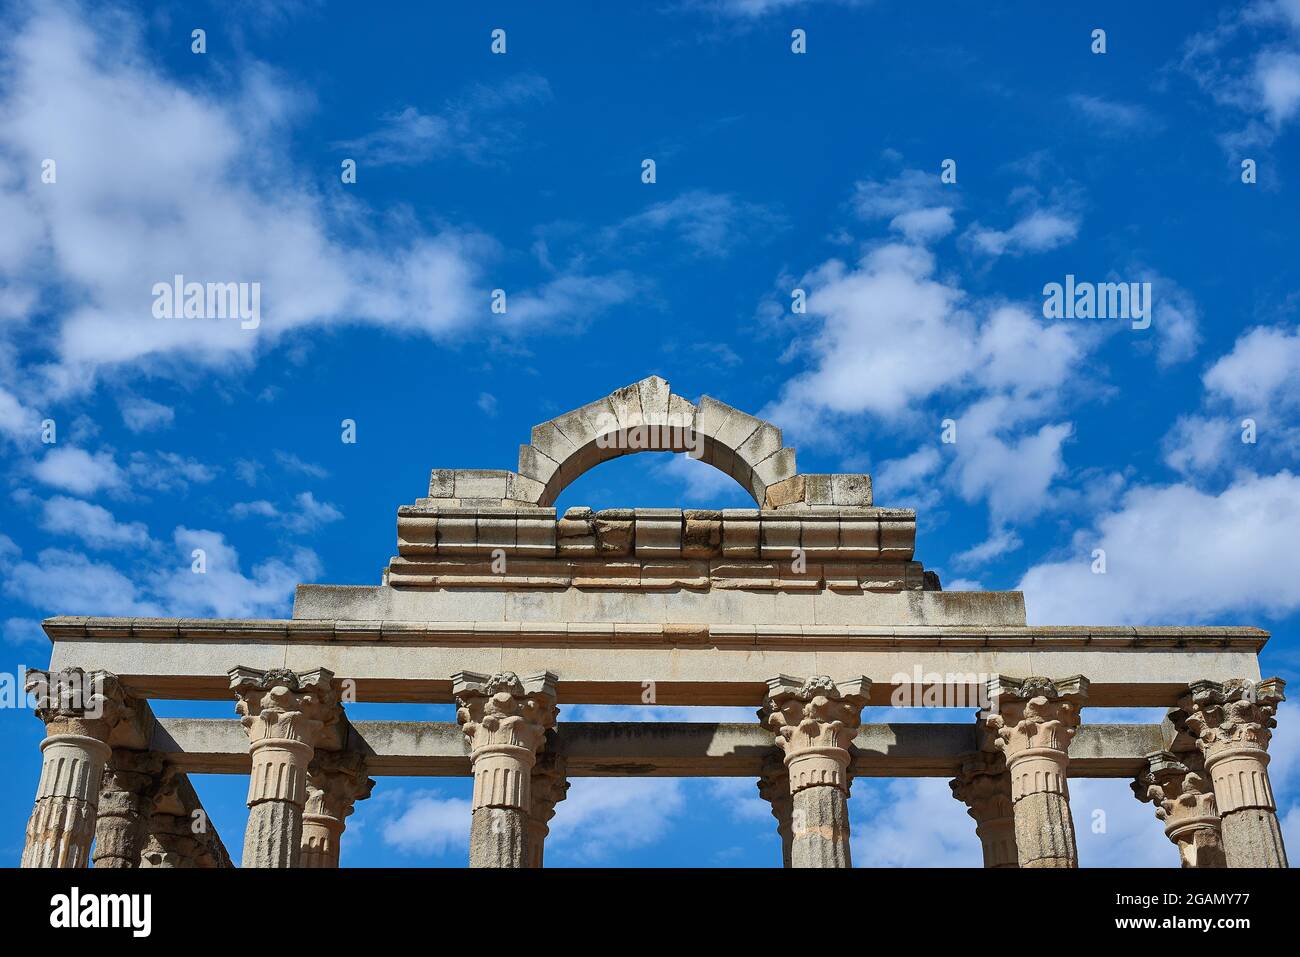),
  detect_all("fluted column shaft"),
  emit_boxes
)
[230,666,341,869]
[92,750,163,869]
[762,675,868,869]
[1176,678,1288,868]
[21,669,129,869]
[454,670,558,869]
[984,675,1088,869]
